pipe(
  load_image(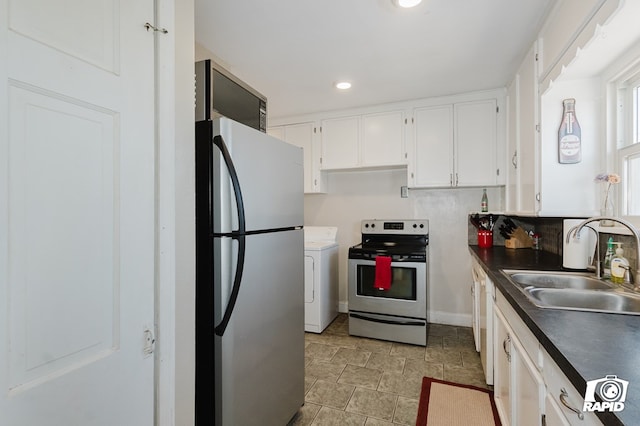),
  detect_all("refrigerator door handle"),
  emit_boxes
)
[212,135,246,337]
